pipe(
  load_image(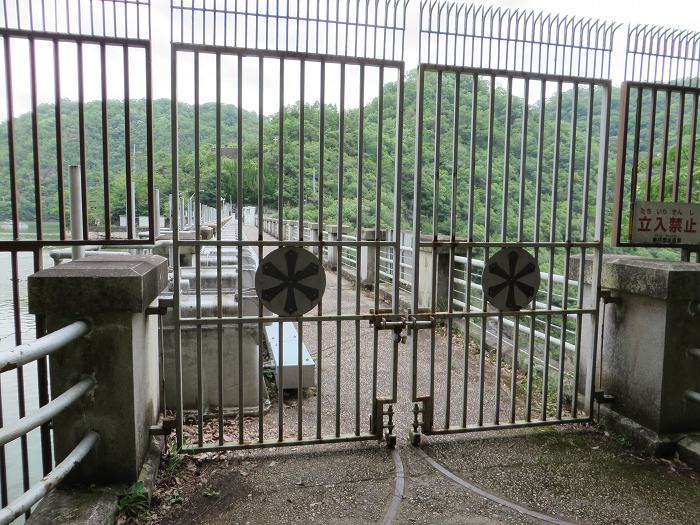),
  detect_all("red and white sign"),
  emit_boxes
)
[629,201,700,246]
